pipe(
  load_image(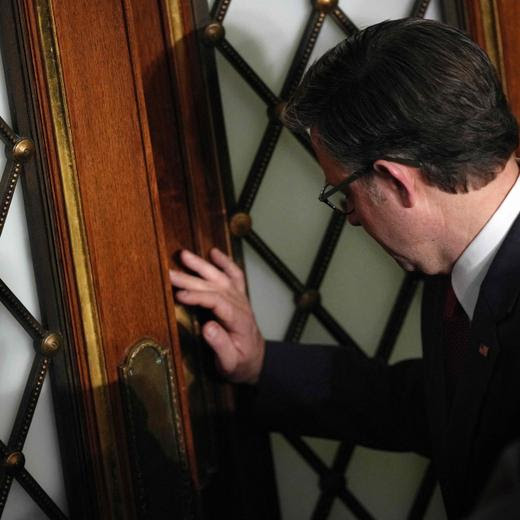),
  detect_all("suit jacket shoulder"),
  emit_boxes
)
[421,212,520,518]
